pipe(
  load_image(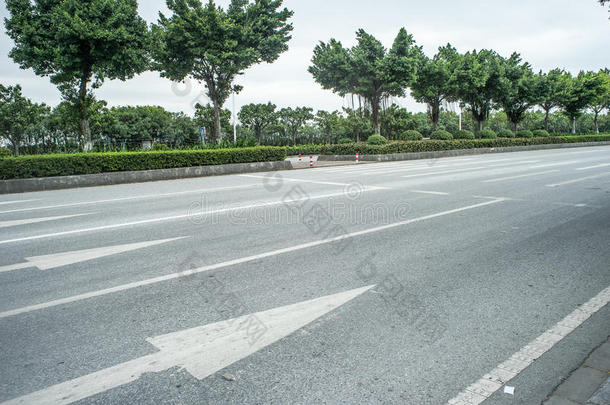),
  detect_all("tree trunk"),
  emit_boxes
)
[477,120,484,132]
[571,117,576,135]
[594,111,599,134]
[544,109,550,132]
[212,101,222,144]
[371,96,381,135]
[511,121,518,133]
[12,141,19,156]
[79,67,92,152]
[430,101,440,130]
